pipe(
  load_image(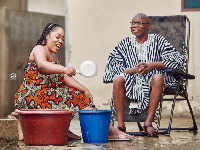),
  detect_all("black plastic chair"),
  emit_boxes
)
[105,15,198,135]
